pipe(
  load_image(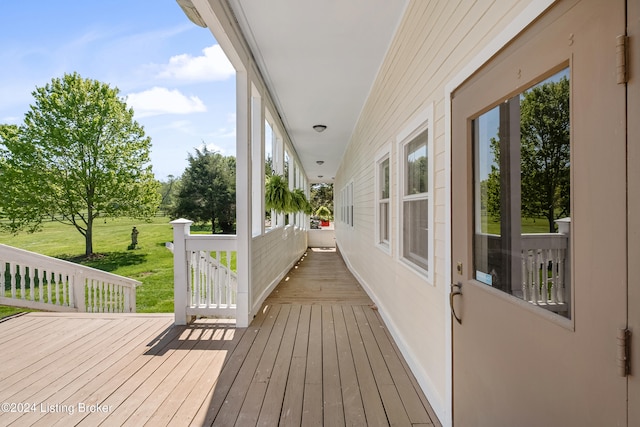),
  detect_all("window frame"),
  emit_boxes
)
[375,148,392,254]
[339,181,354,228]
[397,104,434,282]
